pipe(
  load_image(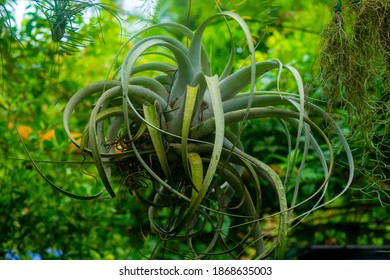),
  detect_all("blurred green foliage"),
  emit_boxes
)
[1,0,389,260]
